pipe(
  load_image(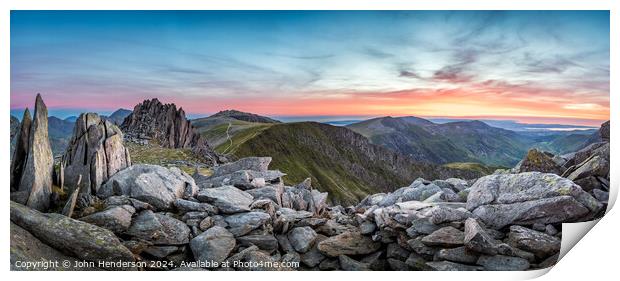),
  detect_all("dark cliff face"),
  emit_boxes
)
[232,122,480,205]
[121,98,220,164]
